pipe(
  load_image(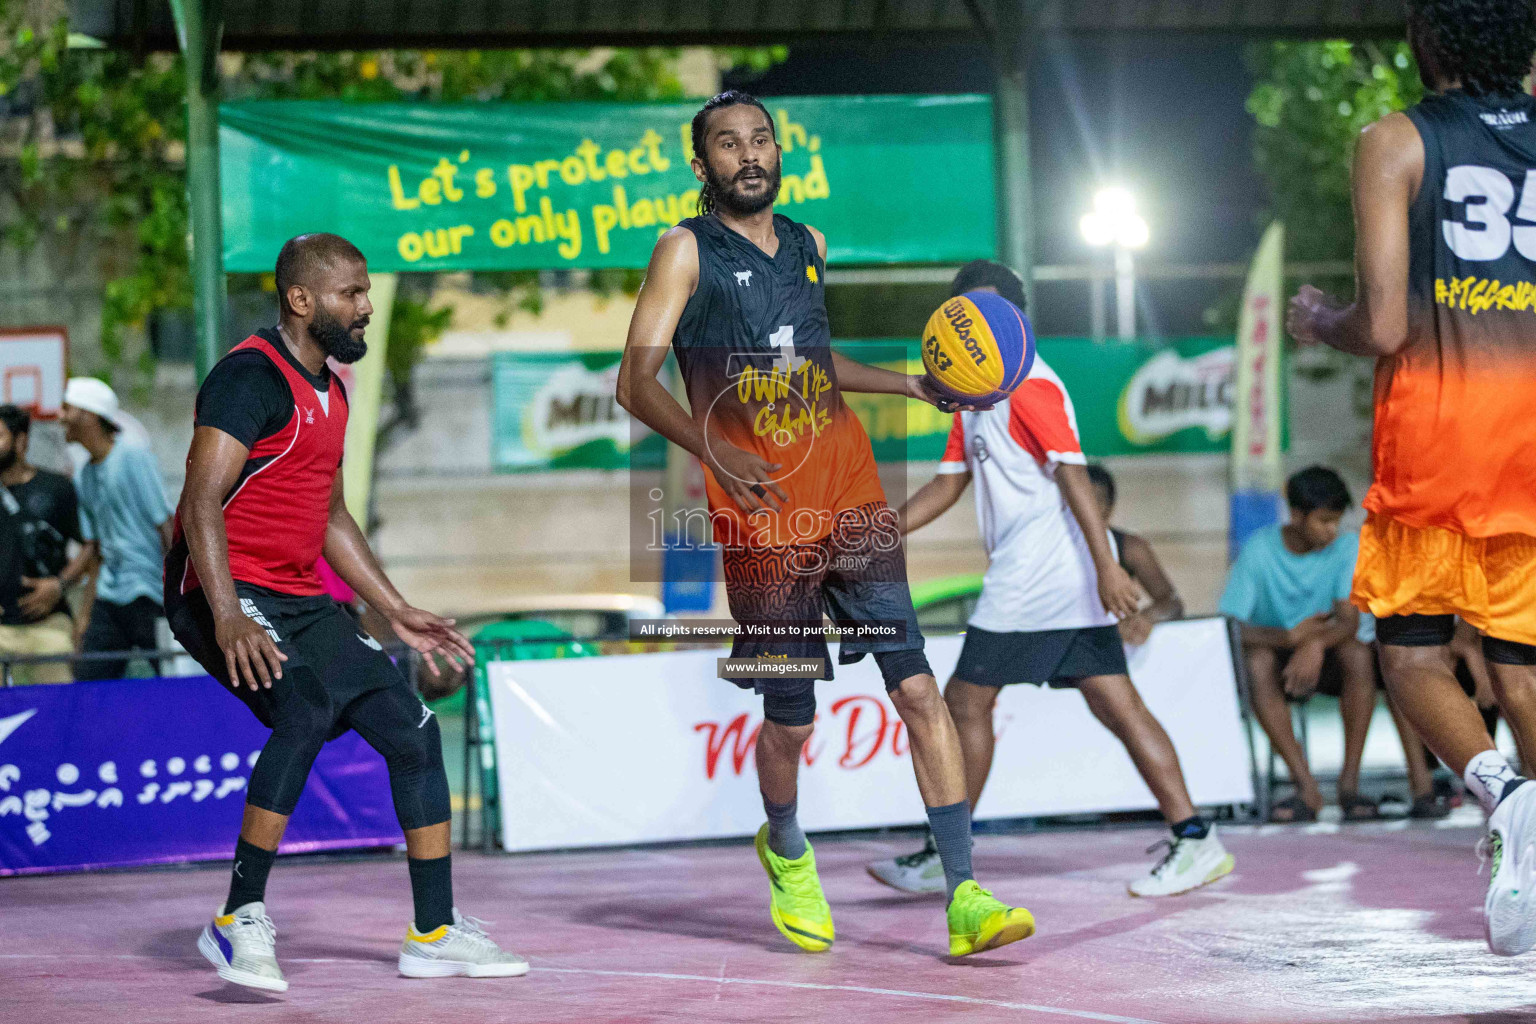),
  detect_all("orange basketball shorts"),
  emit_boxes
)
[1352,512,1536,646]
